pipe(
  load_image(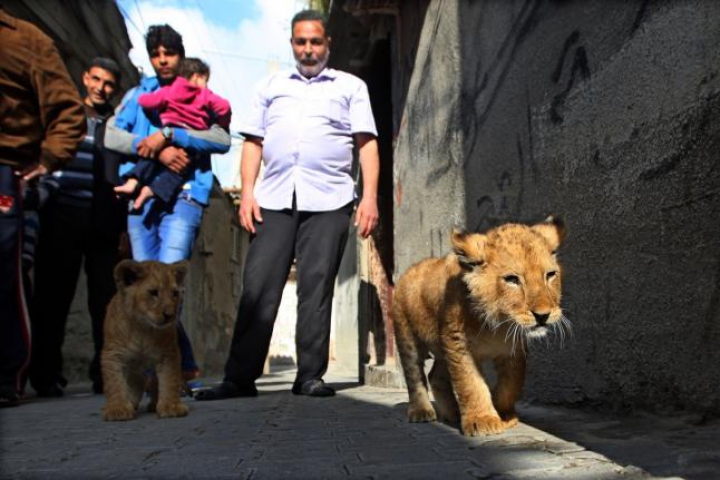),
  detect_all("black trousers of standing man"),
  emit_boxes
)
[224,198,352,390]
